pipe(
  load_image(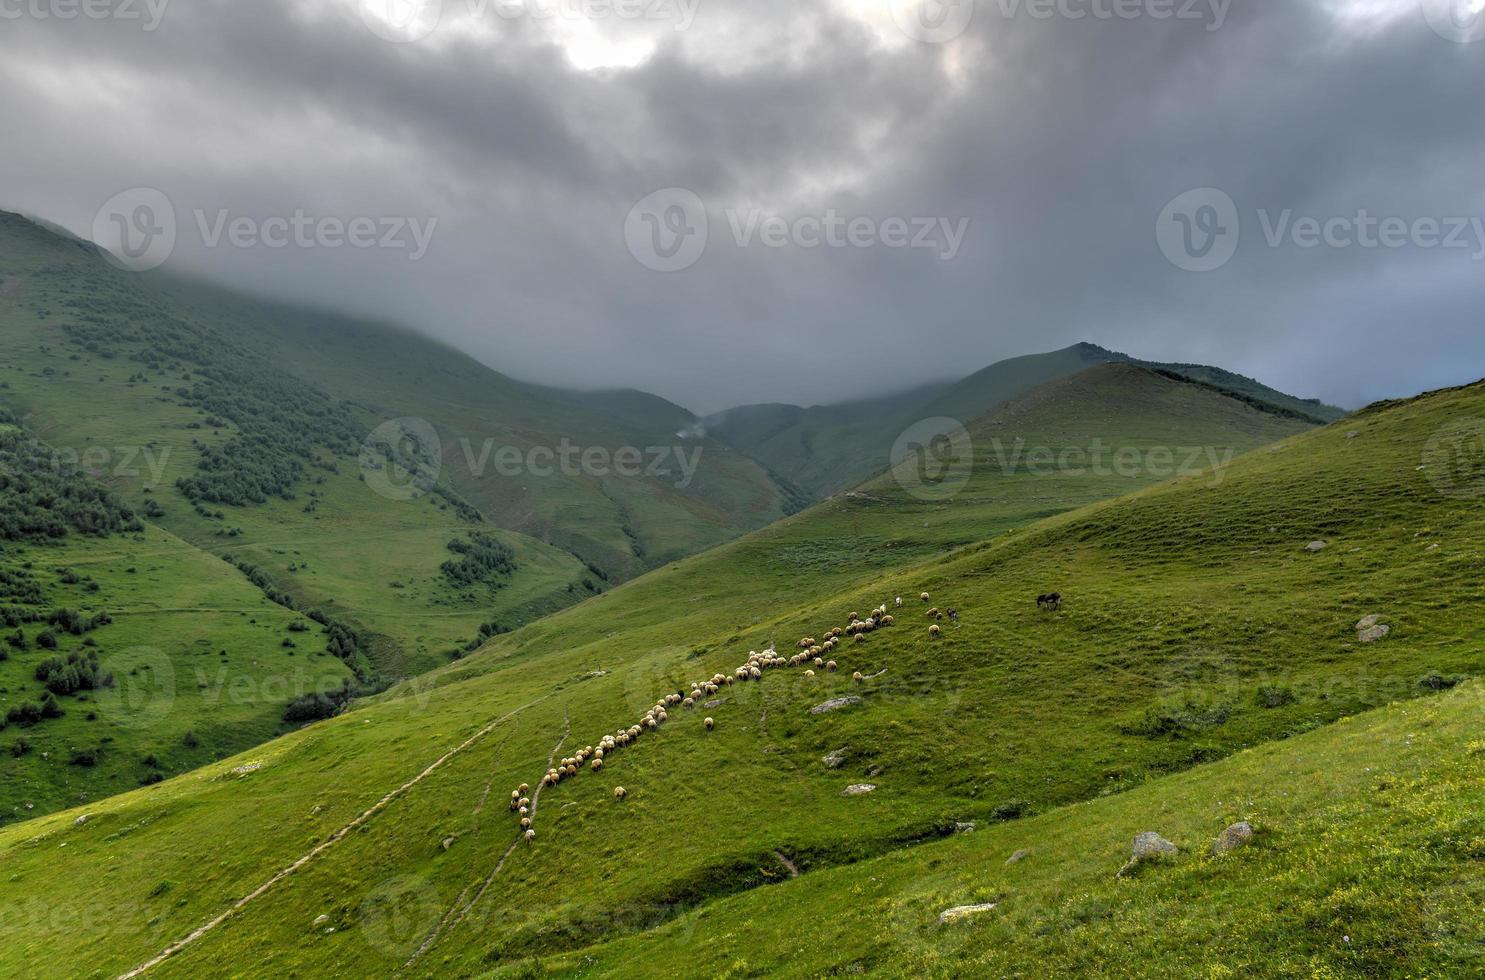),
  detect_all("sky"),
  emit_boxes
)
[1,0,1482,415]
